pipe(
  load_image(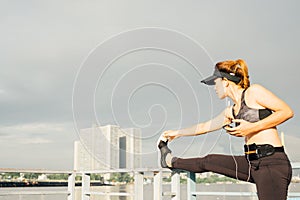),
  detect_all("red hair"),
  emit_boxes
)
[215,59,250,89]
